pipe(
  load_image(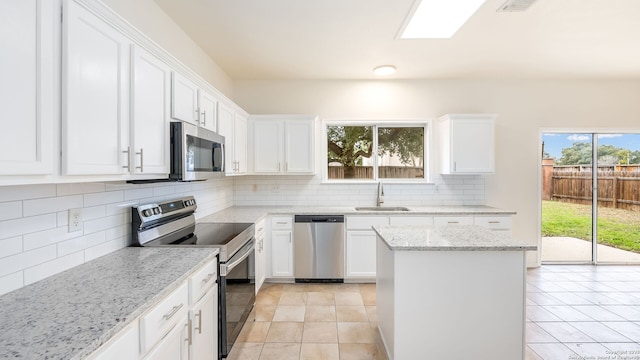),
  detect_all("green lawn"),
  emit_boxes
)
[542,200,640,253]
